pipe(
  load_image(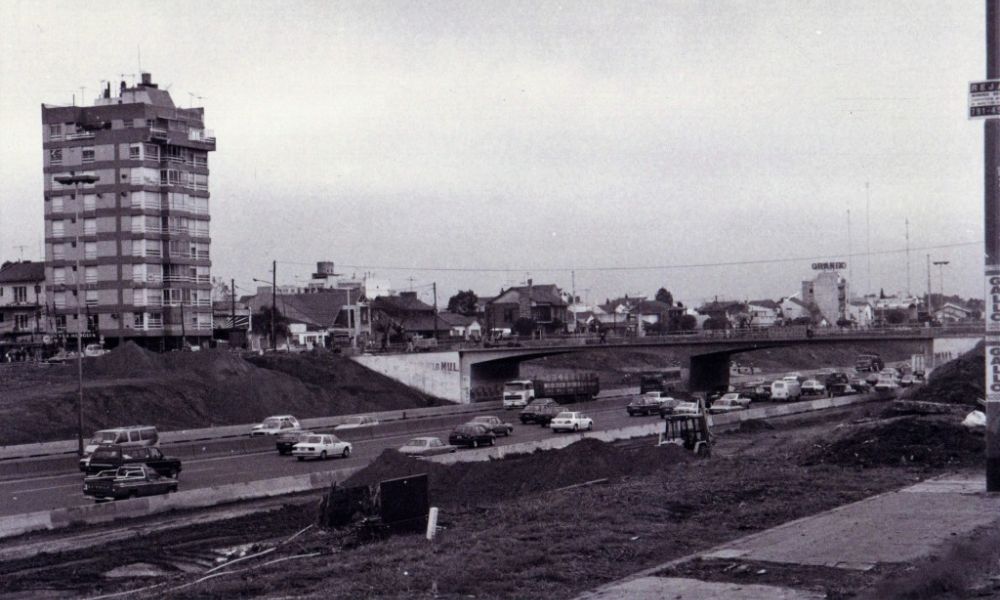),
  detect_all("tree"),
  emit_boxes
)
[885,308,908,325]
[447,290,479,316]
[251,306,290,348]
[678,314,697,331]
[654,287,673,306]
[512,317,536,337]
[703,317,728,330]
